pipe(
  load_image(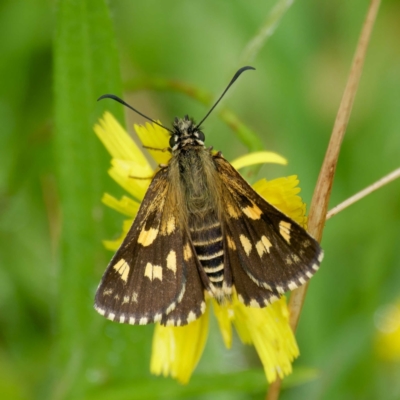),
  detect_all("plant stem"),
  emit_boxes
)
[266,0,381,398]
[326,168,400,220]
